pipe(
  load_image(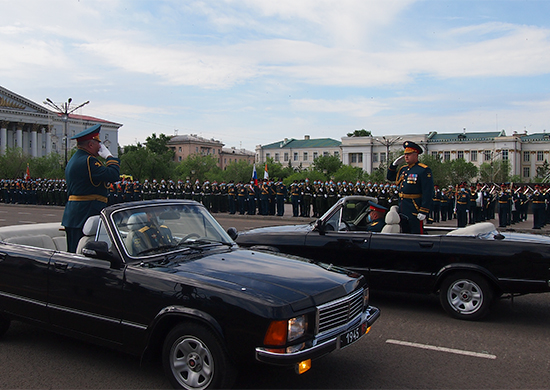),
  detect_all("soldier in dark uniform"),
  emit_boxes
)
[227,181,236,214]
[387,141,434,234]
[290,180,301,217]
[455,183,469,228]
[365,201,387,232]
[275,179,287,216]
[531,185,546,229]
[498,184,511,228]
[430,185,441,223]
[301,179,313,217]
[61,124,120,253]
